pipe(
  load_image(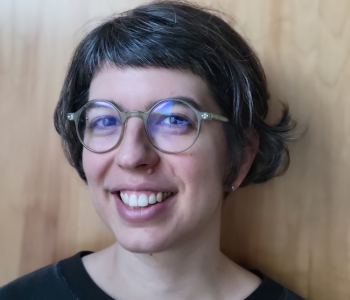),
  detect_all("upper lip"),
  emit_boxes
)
[108,182,177,193]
